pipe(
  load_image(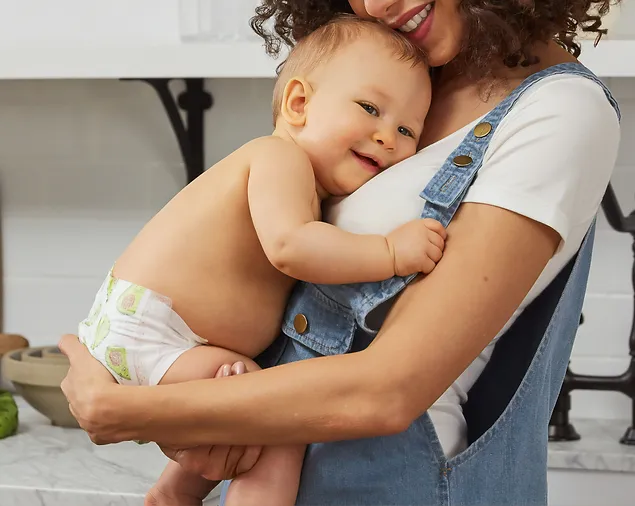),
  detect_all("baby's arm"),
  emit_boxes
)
[248,137,445,284]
